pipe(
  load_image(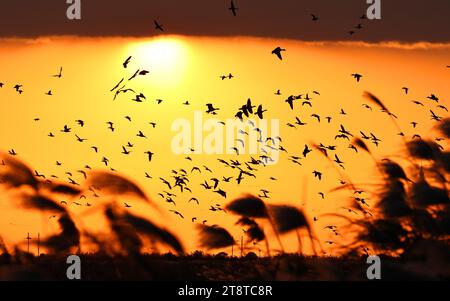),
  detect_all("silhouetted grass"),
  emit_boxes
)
[0,114,449,280]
